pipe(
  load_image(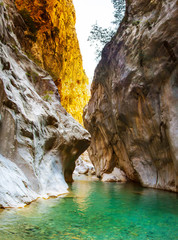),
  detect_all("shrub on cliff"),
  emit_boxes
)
[88,0,126,60]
